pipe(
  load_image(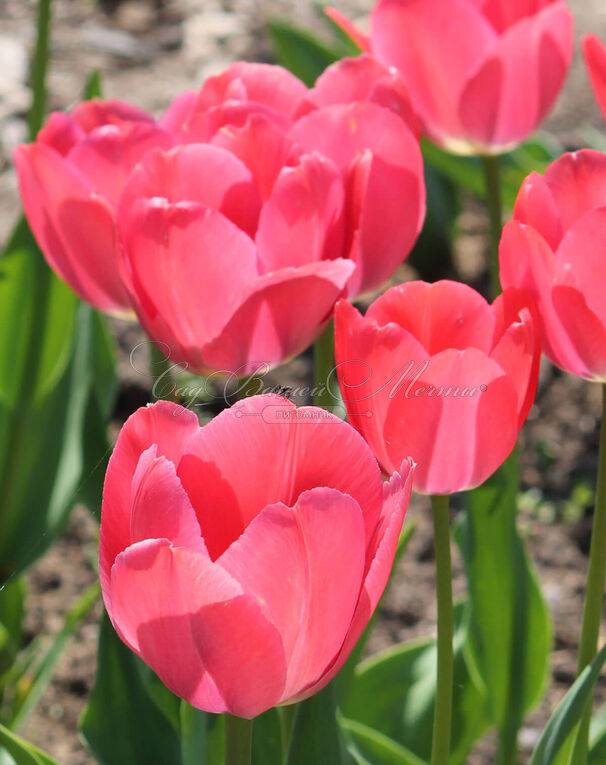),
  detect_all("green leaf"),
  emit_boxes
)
[84,70,102,99]
[0,218,116,579]
[589,703,606,763]
[342,603,490,764]
[81,613,183,765]
[0,723,61,765]
[341,718,427,765]
[287,684,348,765]
[268,18,341,86]
[530,644,606,765]
[457,453,552,740]
[0,579,25,676]
[252,709,282,765]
